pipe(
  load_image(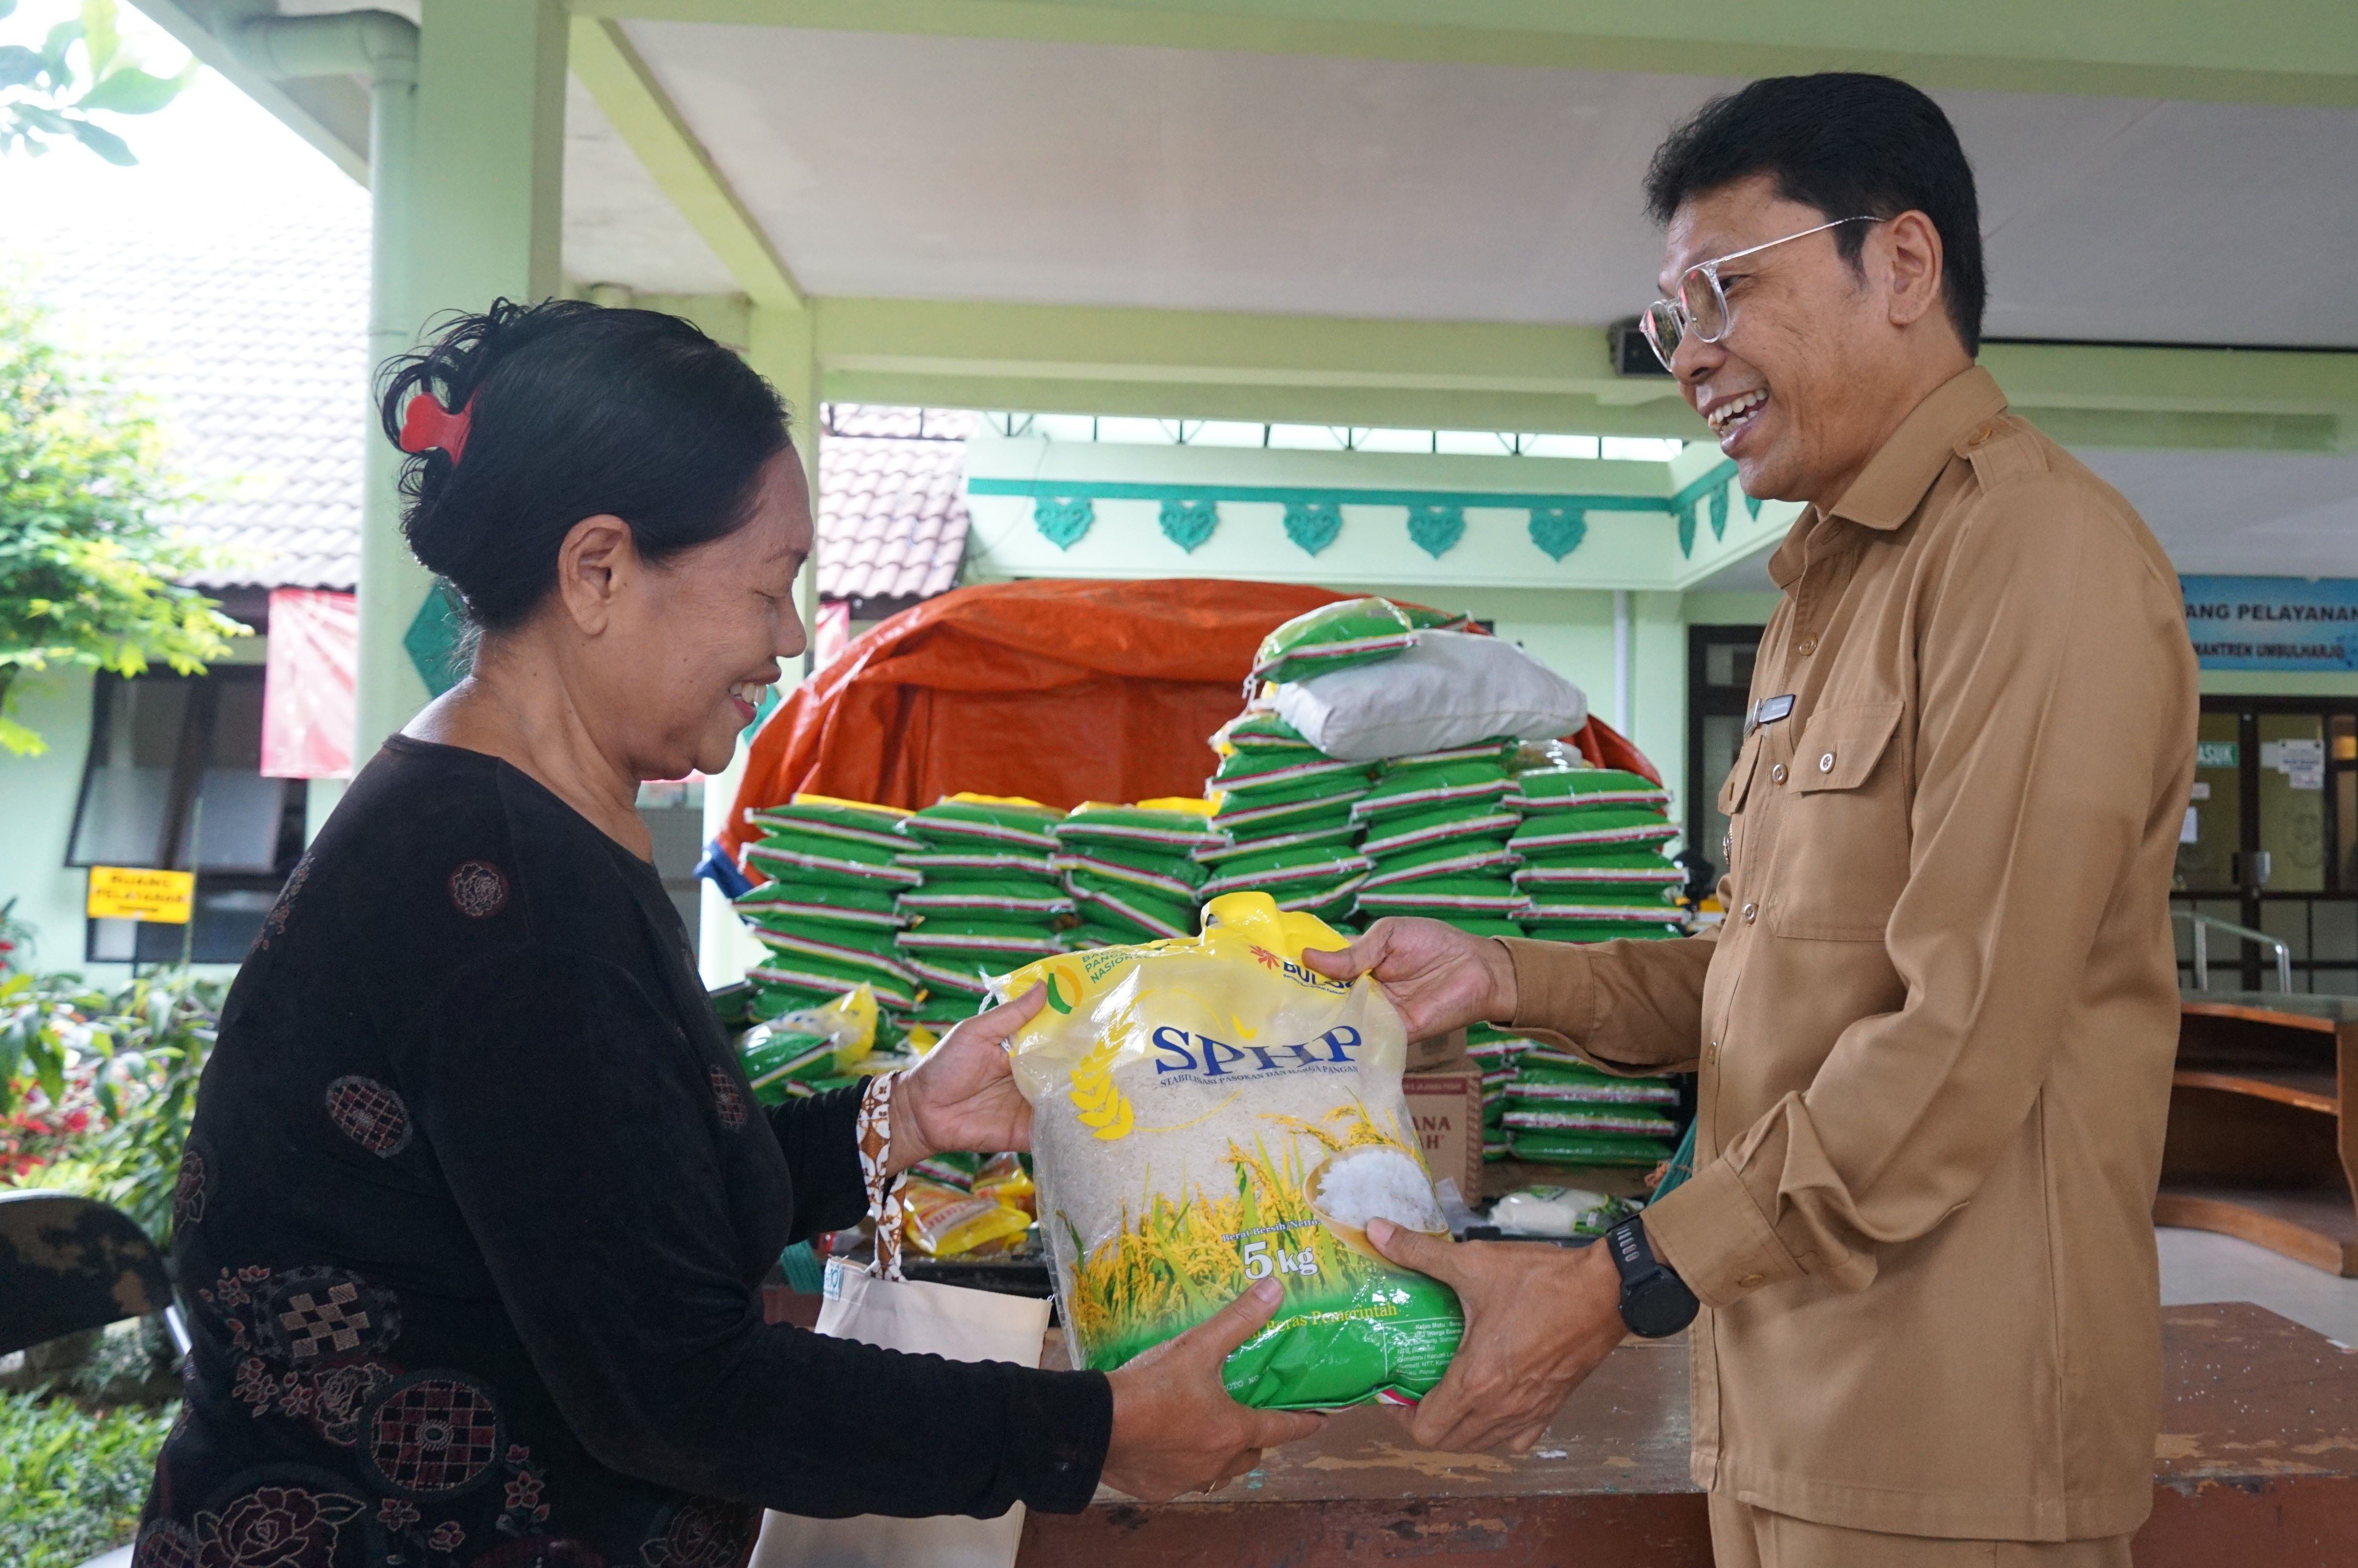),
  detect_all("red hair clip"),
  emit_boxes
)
[399,392,475,464]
